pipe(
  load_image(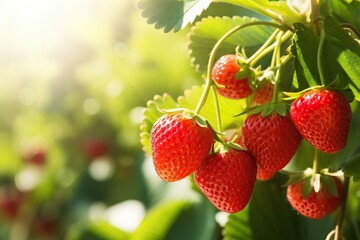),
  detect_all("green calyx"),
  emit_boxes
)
[282,168,341,199]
